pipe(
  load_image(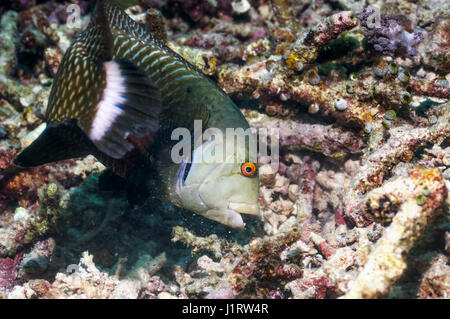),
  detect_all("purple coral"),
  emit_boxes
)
[0,252,23,294]
[165,0,233,22]
[357,8,425,57]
